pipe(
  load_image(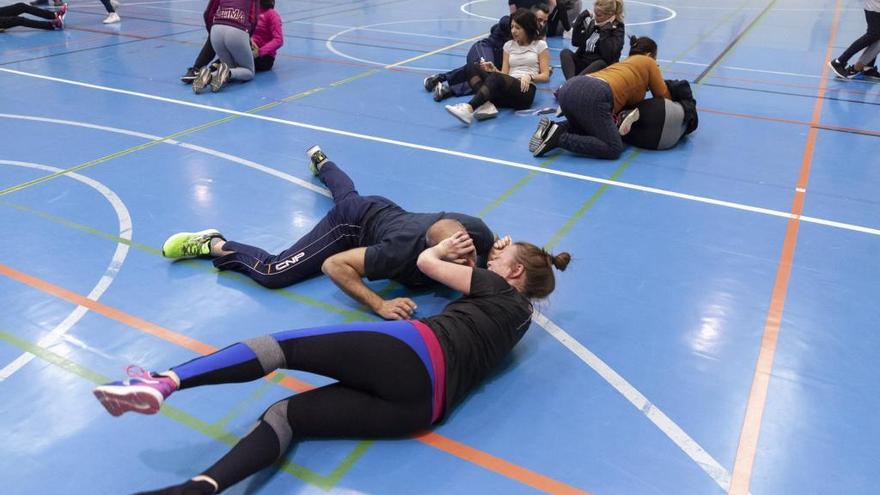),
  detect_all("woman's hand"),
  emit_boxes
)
[434,230,475,265]
[489,235,512,261]
[519,75,532,92]
[250,39,259,58]
[480,60,497,72]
